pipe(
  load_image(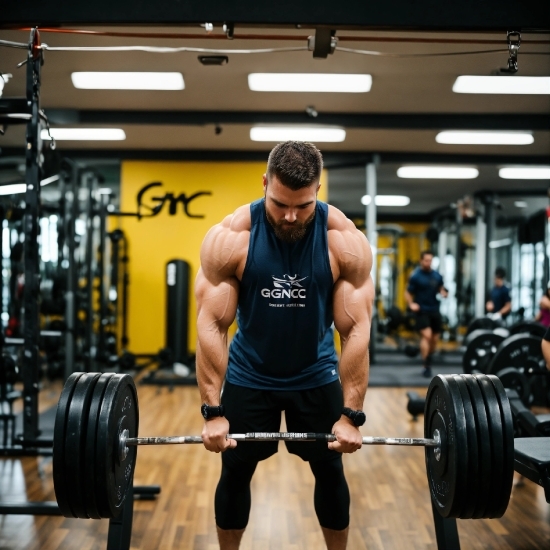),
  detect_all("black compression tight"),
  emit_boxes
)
[214,457,349,531]
[310,457,350,531]
[215,459,258,530]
